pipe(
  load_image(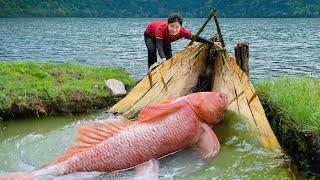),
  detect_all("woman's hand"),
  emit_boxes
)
[149,58,166,71]
[213,42,223,50]
[159,58,166,62]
